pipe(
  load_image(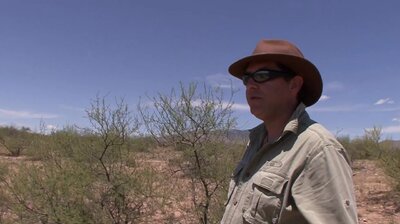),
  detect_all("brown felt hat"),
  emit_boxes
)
[229,39,323,106]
